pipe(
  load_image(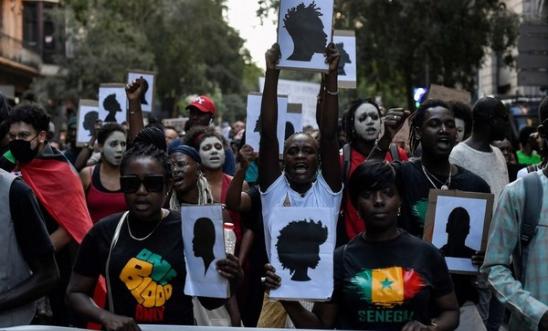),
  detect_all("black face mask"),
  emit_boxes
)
[9,138,38,164]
